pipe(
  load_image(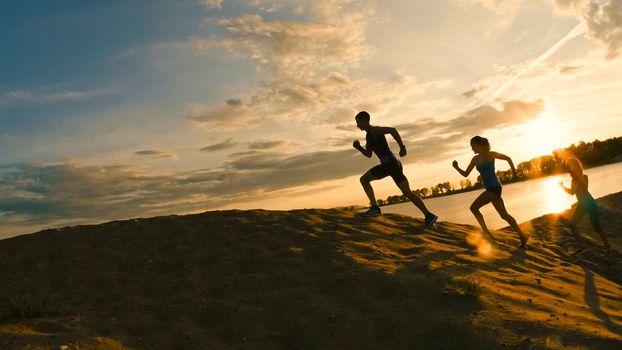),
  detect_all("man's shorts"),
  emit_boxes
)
[370,159,407,183]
